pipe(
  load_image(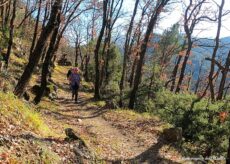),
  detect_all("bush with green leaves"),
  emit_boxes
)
[152,90,230,156]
